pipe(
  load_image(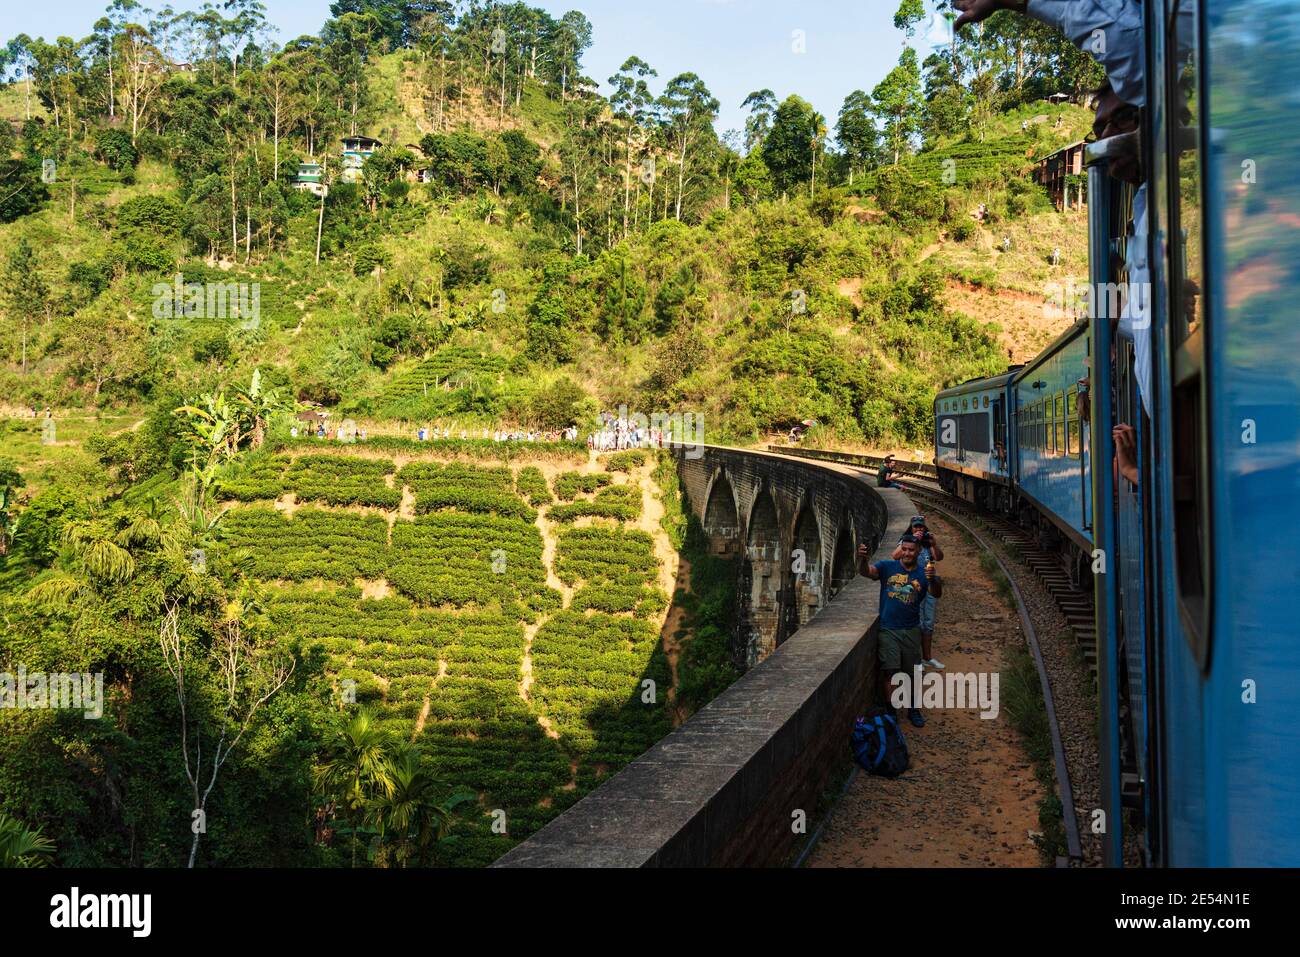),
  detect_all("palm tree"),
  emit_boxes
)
[366,746,473,867]
[314,707,396,867]
[809,112,827,197]
[0,813,55,867]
